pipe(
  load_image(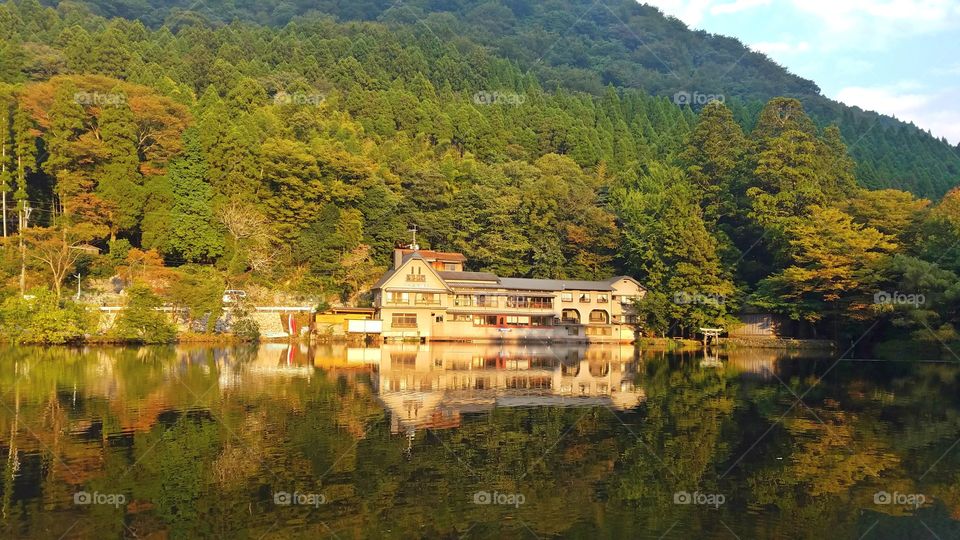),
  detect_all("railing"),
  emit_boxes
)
[506,299,553,309]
